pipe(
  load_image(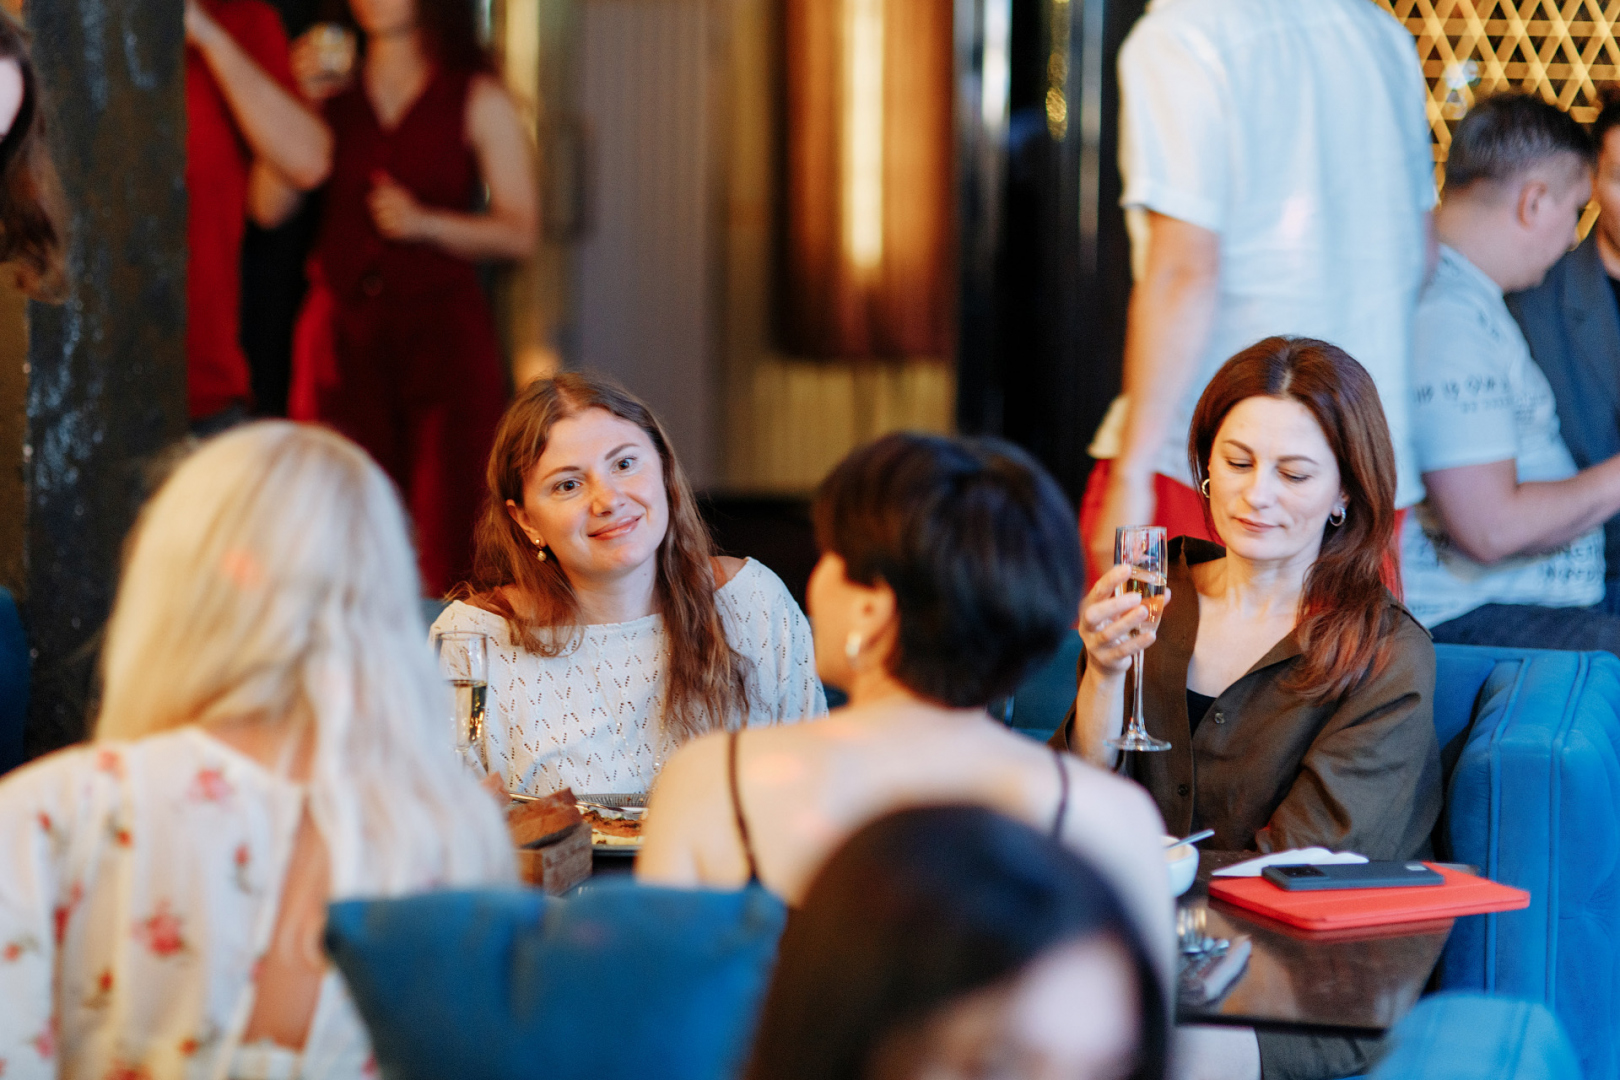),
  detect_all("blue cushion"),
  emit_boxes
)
[0,588,27,775]
[1007,632,1082,742]
[1369,993,1580,1079]
[1433,645,1620,1080]
[325,880,787,1080]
